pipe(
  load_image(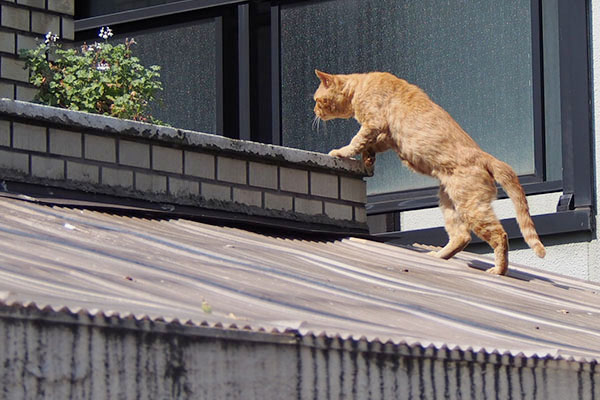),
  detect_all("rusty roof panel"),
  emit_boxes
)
[0,195,599,362]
